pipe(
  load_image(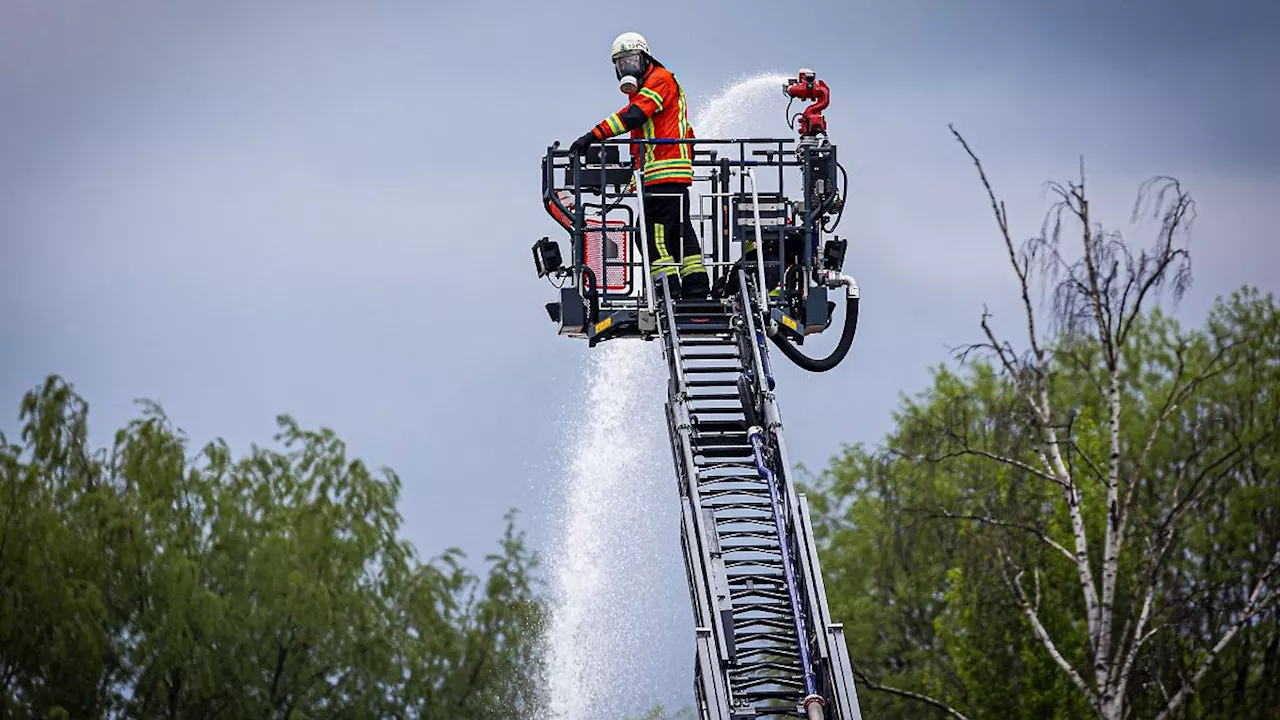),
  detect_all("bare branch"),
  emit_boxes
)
[905,505,1076,564]
[1111,567,1159,698]
[951,125,1045,367]
[1120,336,1237,533]
[905,447,1065,489]
[1152,441,1247,547]
[1000,551,1100,709]
[1117,176,1196,347]
[1043,169,1116,367]
[1054,345,1108,402]
[981,312,1044,423]
[1068,437,1107,485]
[1154,548,1280,720]
[851,662,972,720]
[1113,438,1250,696]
